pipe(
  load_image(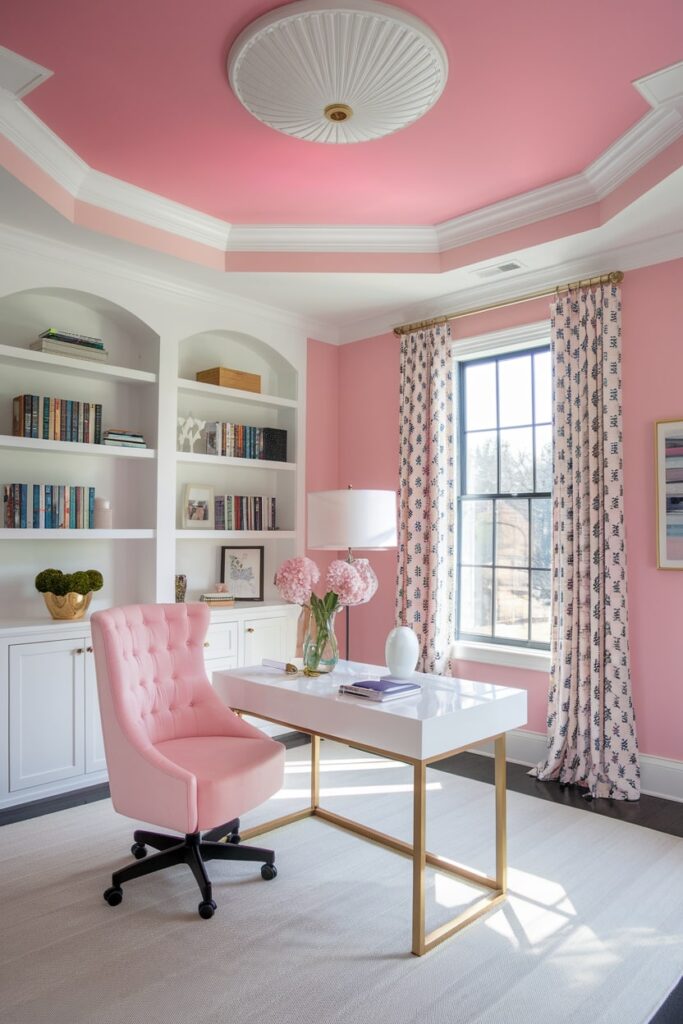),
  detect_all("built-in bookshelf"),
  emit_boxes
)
[0,285,304,616]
